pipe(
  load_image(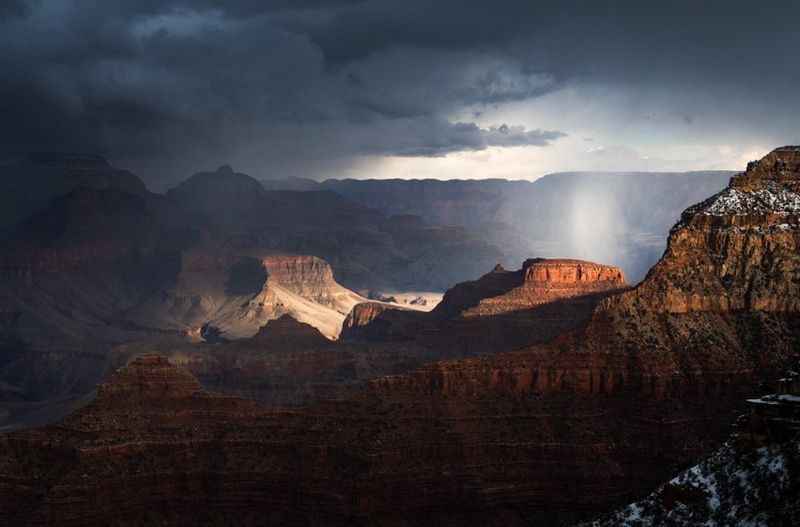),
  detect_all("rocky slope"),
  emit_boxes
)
[586,368,800,527]
[130,252,367,340]
[0,186,196,405]
[586,440,800,527]
[0,162,498,407]
[340,301,413,341]
[0,355,738,526]
[113,311,441,406]
[608,146,800,316]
